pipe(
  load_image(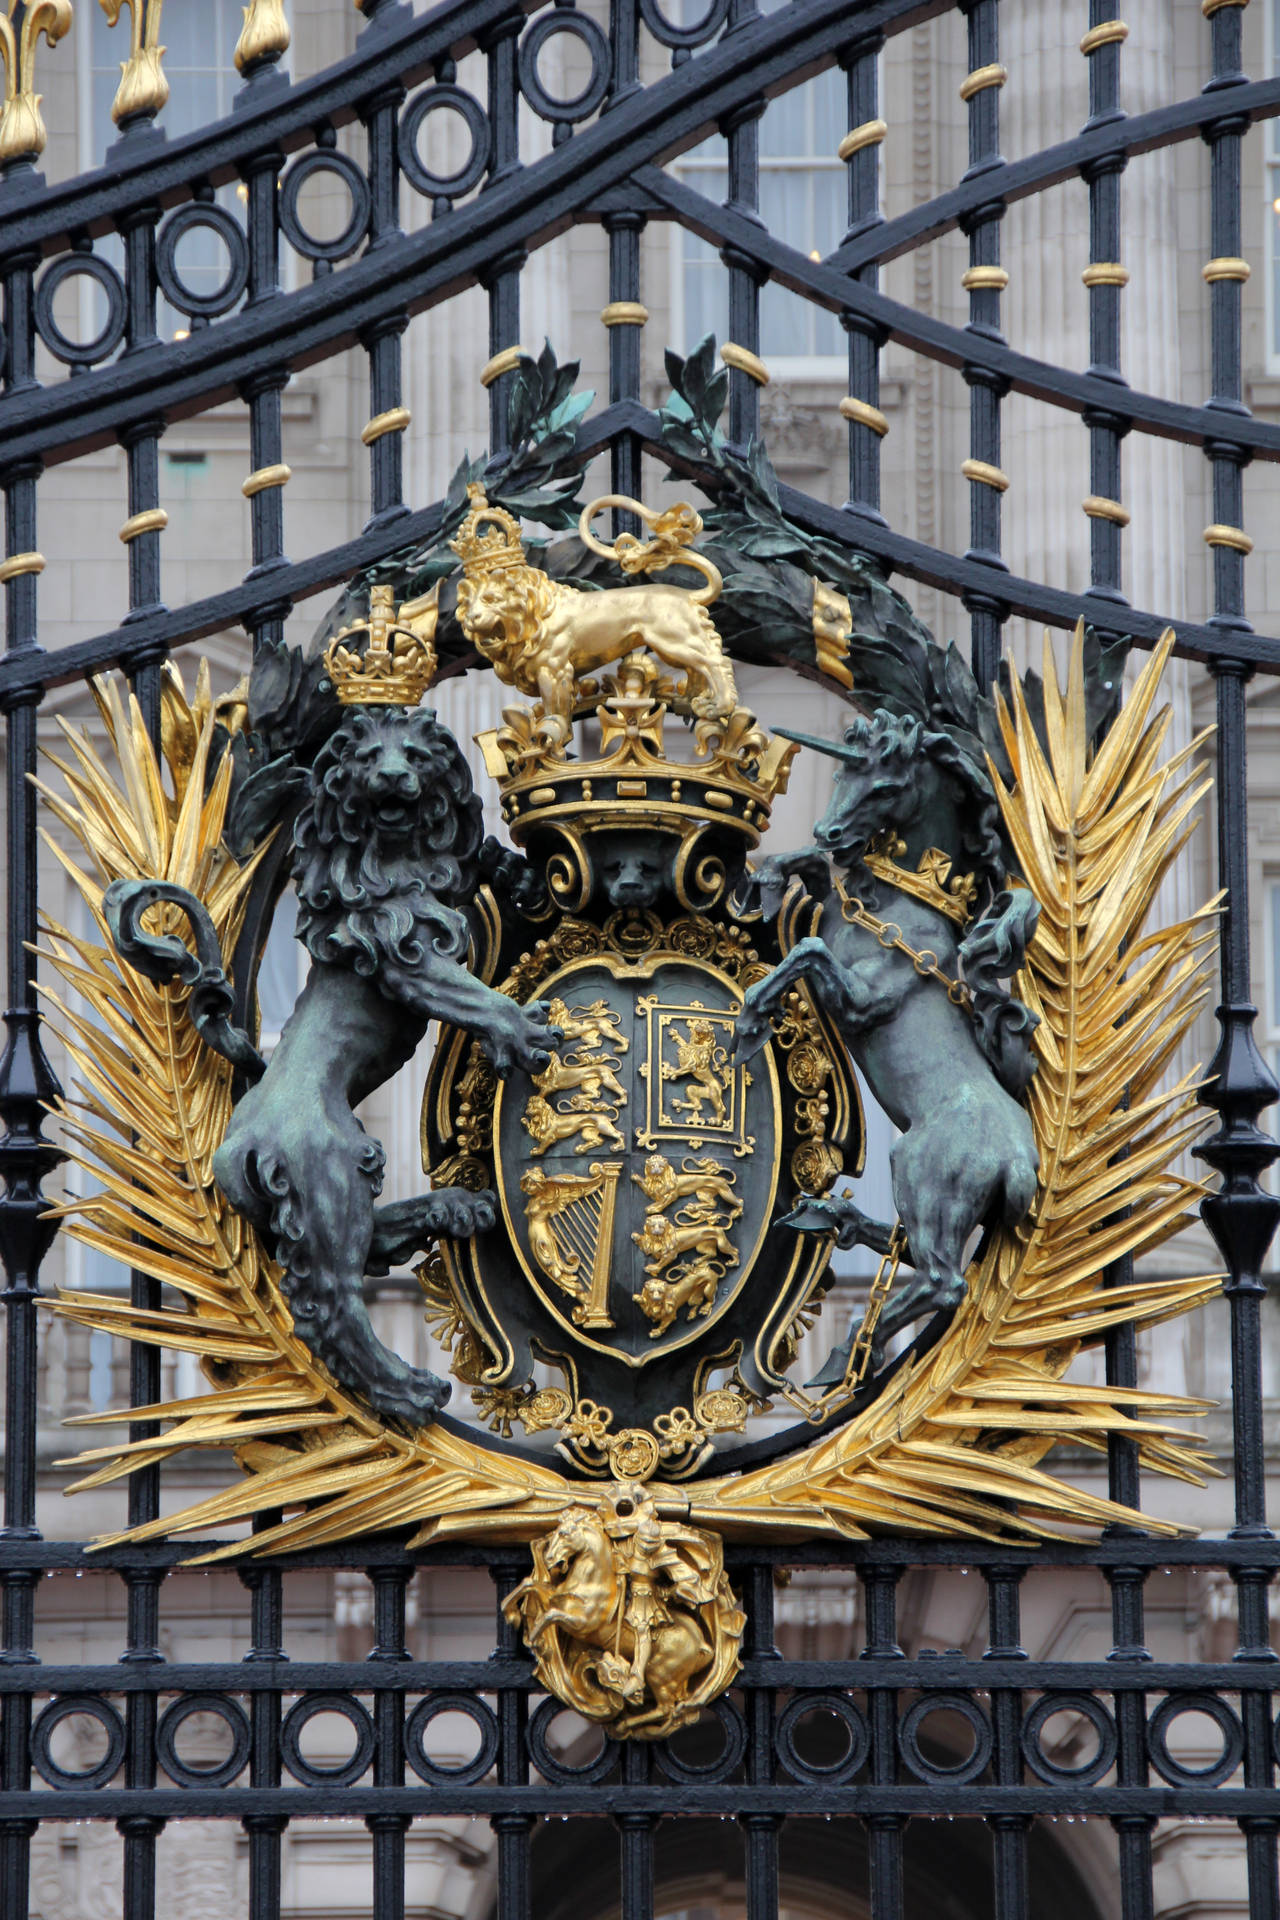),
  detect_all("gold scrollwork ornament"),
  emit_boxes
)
[503,1482,745,1740]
